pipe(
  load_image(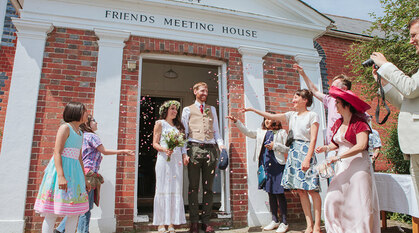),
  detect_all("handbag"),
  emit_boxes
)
[257,148,267,189]
[285,129,294,147]
[315,160,335,179]
[257,164,266,189]
[285,115,295,147]
[218,149,229,170]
